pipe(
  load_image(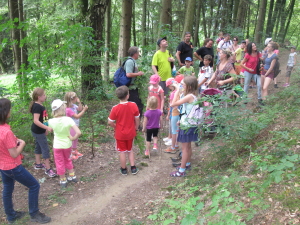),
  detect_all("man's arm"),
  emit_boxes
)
[152,65,158,74]
[176,50,184,67]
